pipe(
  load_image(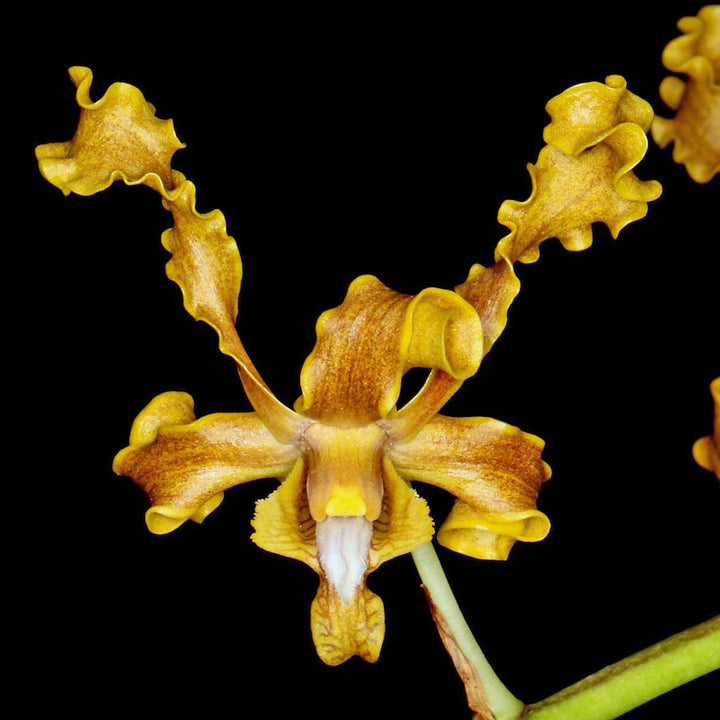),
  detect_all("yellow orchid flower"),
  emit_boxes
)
[652,5,720,183]
[36,67,660,667]
[693,378,720,479]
